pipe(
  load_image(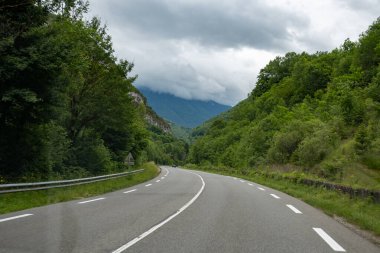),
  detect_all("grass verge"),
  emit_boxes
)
[0,162,160,214]
[185,164,380,237]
